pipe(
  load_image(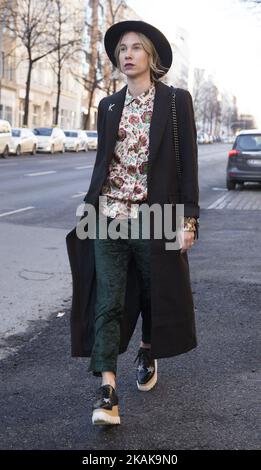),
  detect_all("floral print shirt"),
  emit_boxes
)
[99,82,198,235]
[100,82,155,219]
